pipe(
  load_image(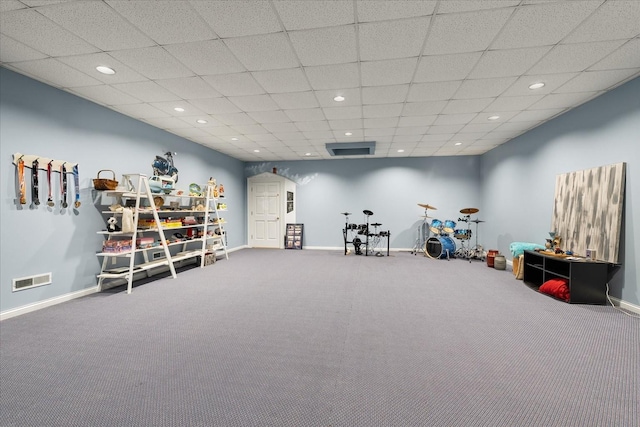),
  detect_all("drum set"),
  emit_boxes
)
[412,204,485,261]
[342,210,390,256]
